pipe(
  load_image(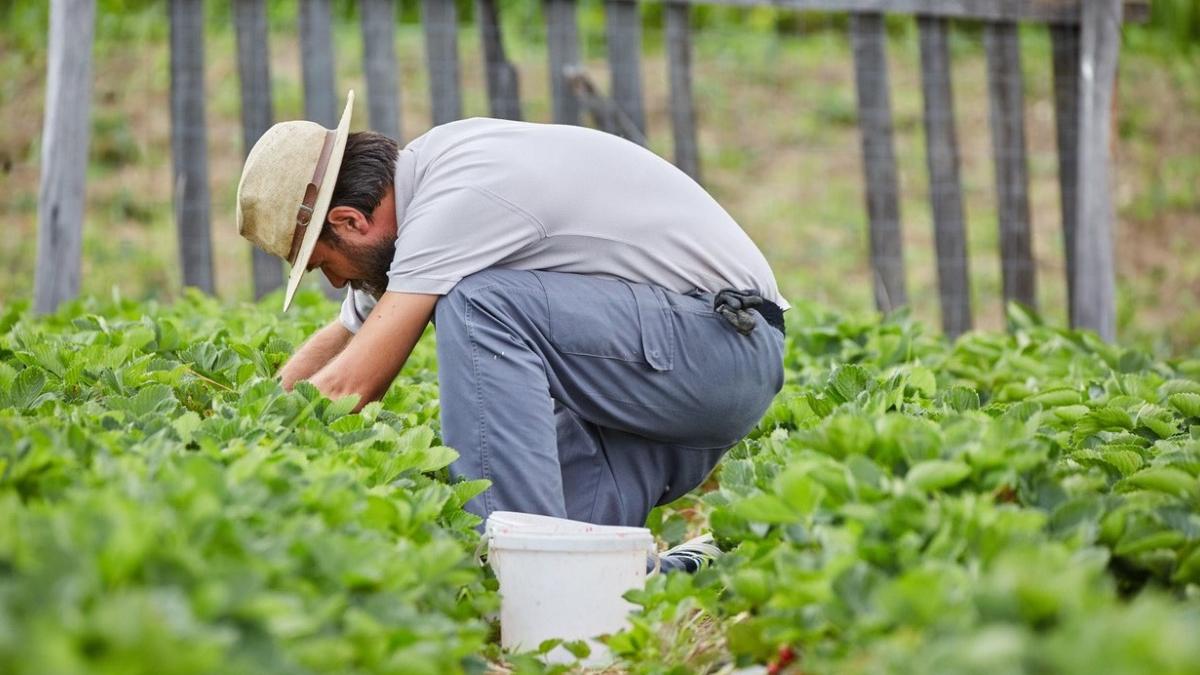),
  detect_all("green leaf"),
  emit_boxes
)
[1115,529,1186,556]
[6,368,47,411]
[323,394,361,421]
[415,444,459,474]
[1029,388,1083,407]
[828,364,872,404]
[562,639,592,659]
[1172,546,1200,584]
[906,366,937,397]
[449,479,490,507]
[907,460,971,492]
[1118,467,1198,499]
[1169,392,1200,418]
[774,467,827,515]
[1073,407,1135,443]
[940,386,980,412]
[732,493,798,524]
[1098,447,1146,478]
[1053,405,1090,423]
